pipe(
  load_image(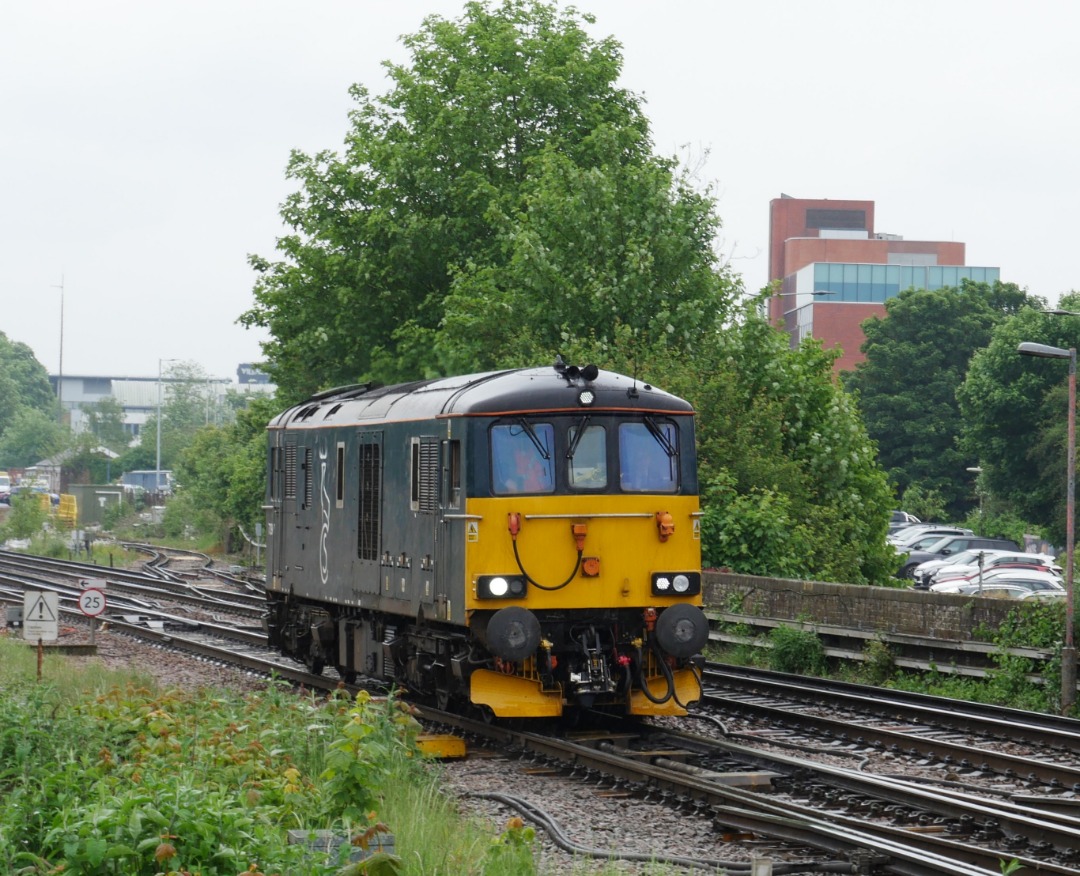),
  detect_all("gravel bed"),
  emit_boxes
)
[437,750,783,875]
